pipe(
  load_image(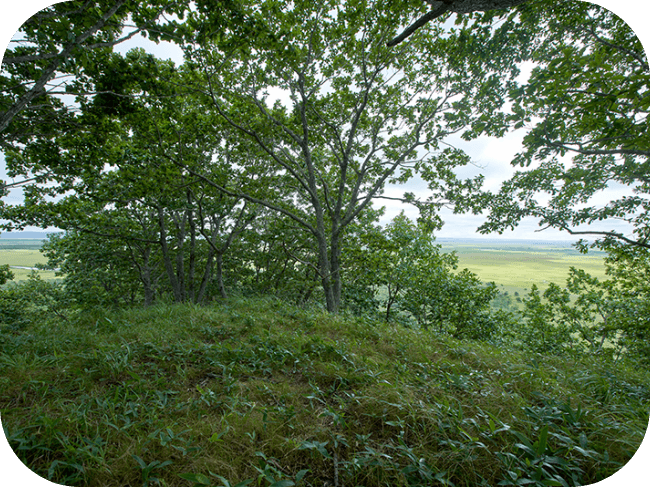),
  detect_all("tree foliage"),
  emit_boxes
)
[177,0,487,312]
[444,0,650,251]
[0,0,193,149]
[341,212,508,340]
[386,0,530,47]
